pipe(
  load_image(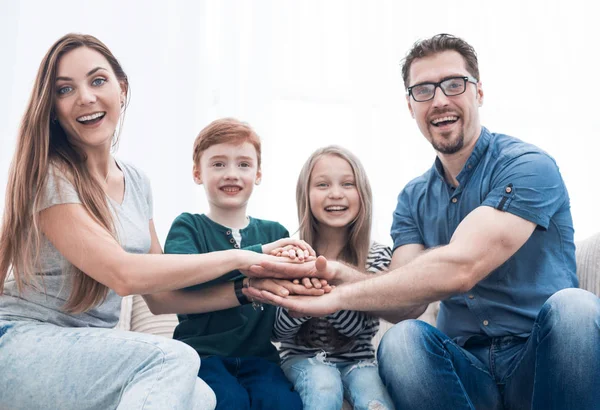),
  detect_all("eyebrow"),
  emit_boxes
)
[55,66,108,82]
[208,155,255,161]
[412,74,467,86]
